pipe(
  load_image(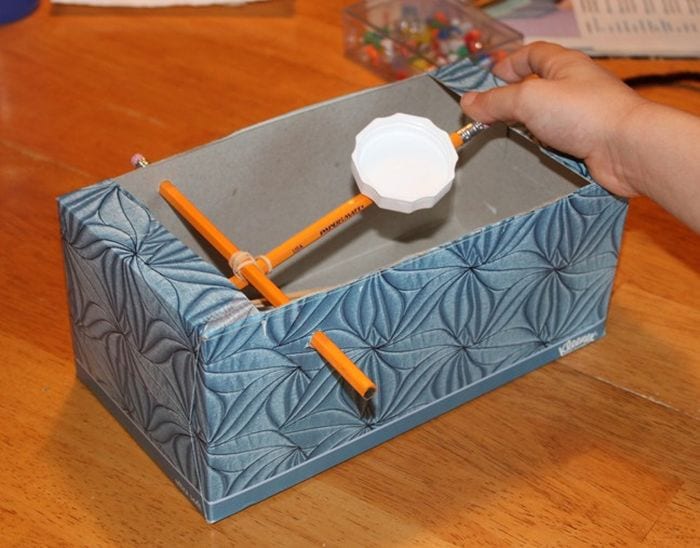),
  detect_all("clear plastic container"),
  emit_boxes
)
[343,0,523,80]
